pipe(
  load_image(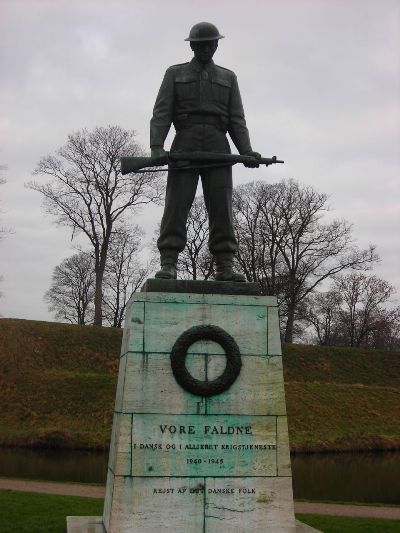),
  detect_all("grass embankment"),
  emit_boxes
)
[0,319,120,449]
[283,344,400,452]
[0,318,399,452]
[0,490,399,533]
